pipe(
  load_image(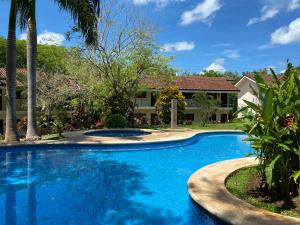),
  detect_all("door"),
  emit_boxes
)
[221,114,228,123]
[0,120,3,135]
[221,93,228,107]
